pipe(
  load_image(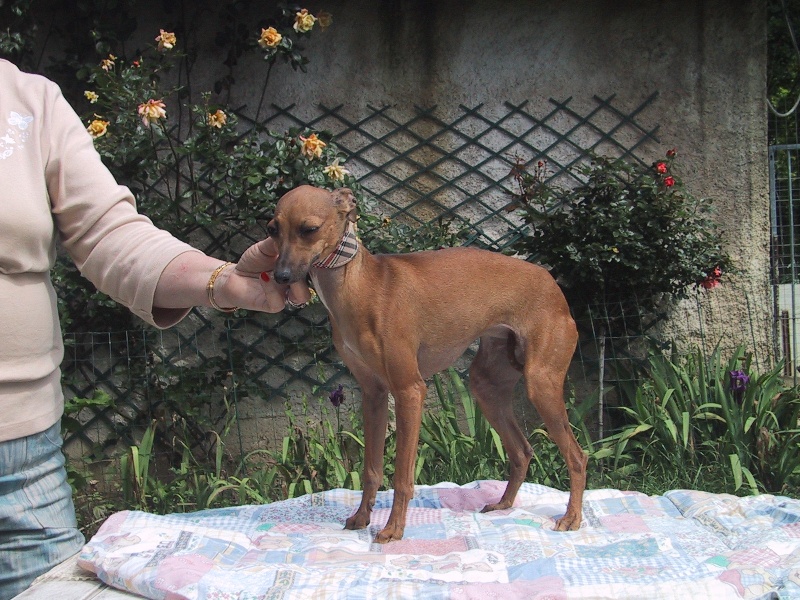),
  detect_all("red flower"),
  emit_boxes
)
[656,162,667,174]
[664,176,675,187]
[700,266,722,289]
[666,148,677,158]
